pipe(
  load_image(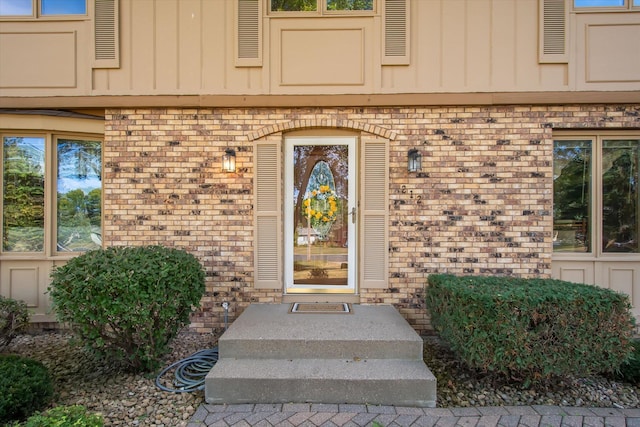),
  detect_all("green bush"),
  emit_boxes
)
[425,274,635,384]
[16,405,104,427]
[0,295,30,349]
[617,339,640,384]
[48,245,206,372]
[0,355,54,424]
